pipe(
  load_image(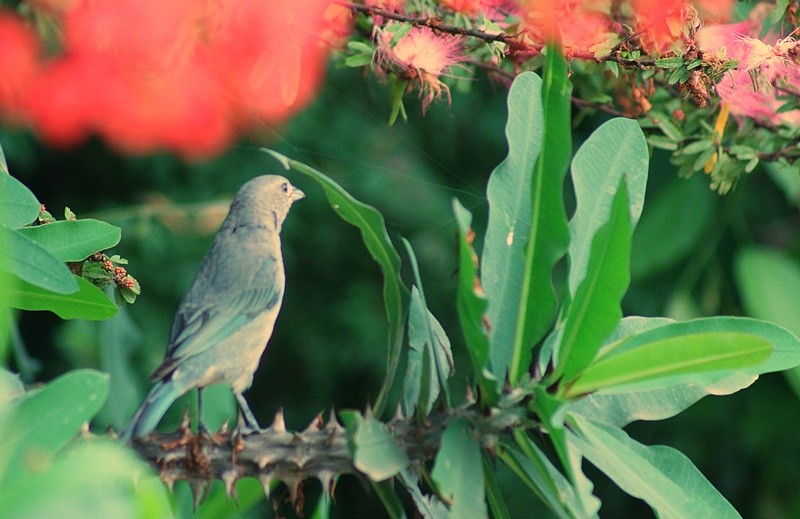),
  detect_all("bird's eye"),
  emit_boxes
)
[280,182,289,194]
